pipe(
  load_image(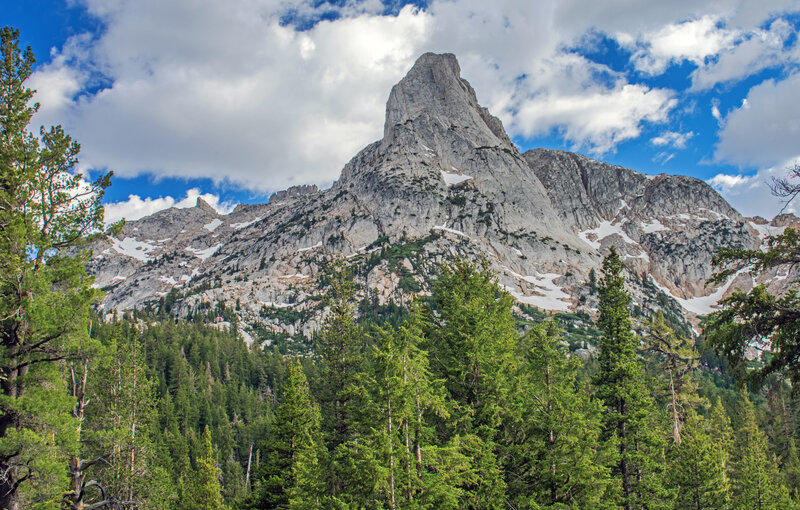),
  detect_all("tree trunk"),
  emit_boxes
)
[0,348,24,509]
[402,354,413,501]
[128,363,137,501]
[546,356,557,503]
[0,408,22,510]
[388,398,396,510]
[0,467,22,510]
[620,402,630,510]
[66,455,85,510]
[414,390,423,484]
[669,367,680,444]
[245,442,253,491]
